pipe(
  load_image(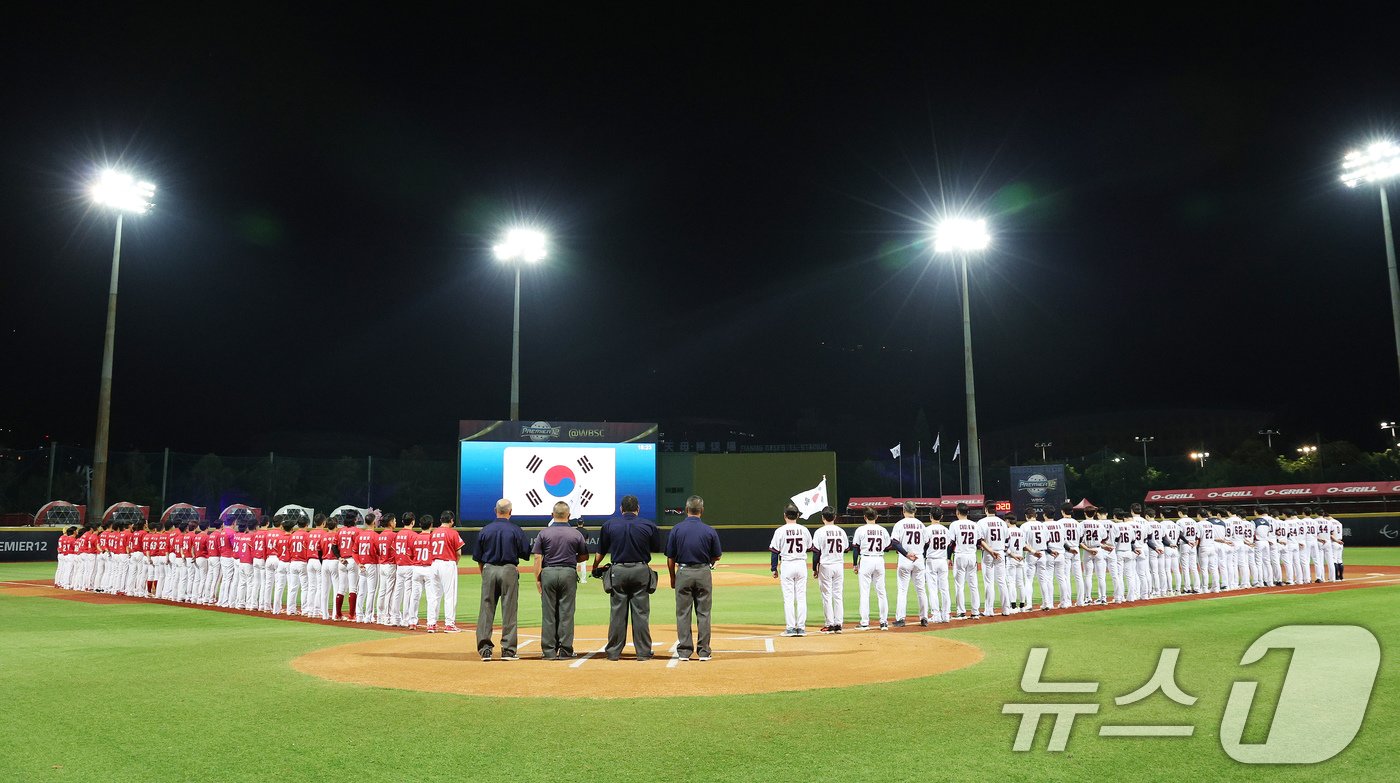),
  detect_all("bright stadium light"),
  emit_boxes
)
[493,228,548,263]
[90,169,156,214]
[492,227,549,421]
[933,215,993,495]
[1340,141,1400,410]
[87,166,156,514]
[933,217,991,254]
